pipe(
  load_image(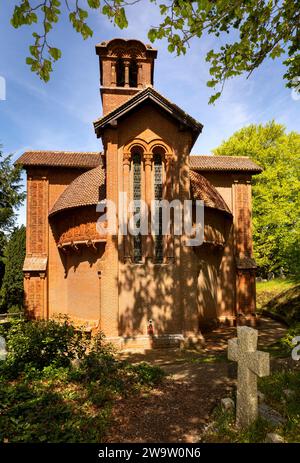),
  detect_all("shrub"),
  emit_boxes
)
[0,318,166,442]
[278,323,300,352]
[0,317,89,377]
